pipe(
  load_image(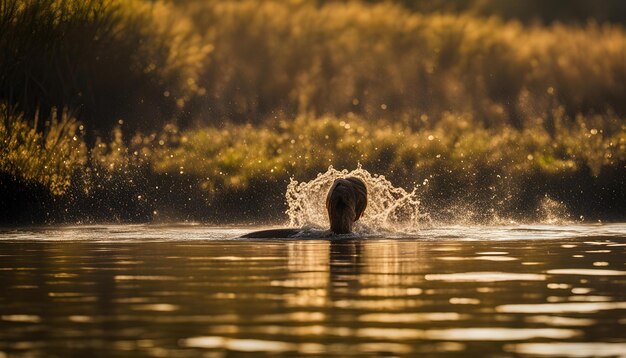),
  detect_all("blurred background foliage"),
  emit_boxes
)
[0,0,625,223]
[0,0,209,137]
[344,0,626,25]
